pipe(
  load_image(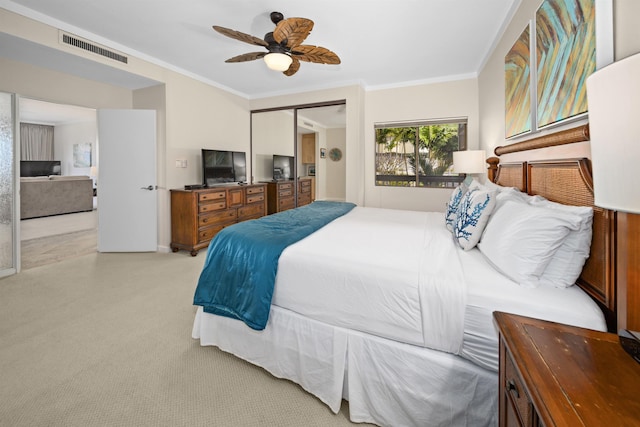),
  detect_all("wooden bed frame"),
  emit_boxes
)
[486,124,618,330]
